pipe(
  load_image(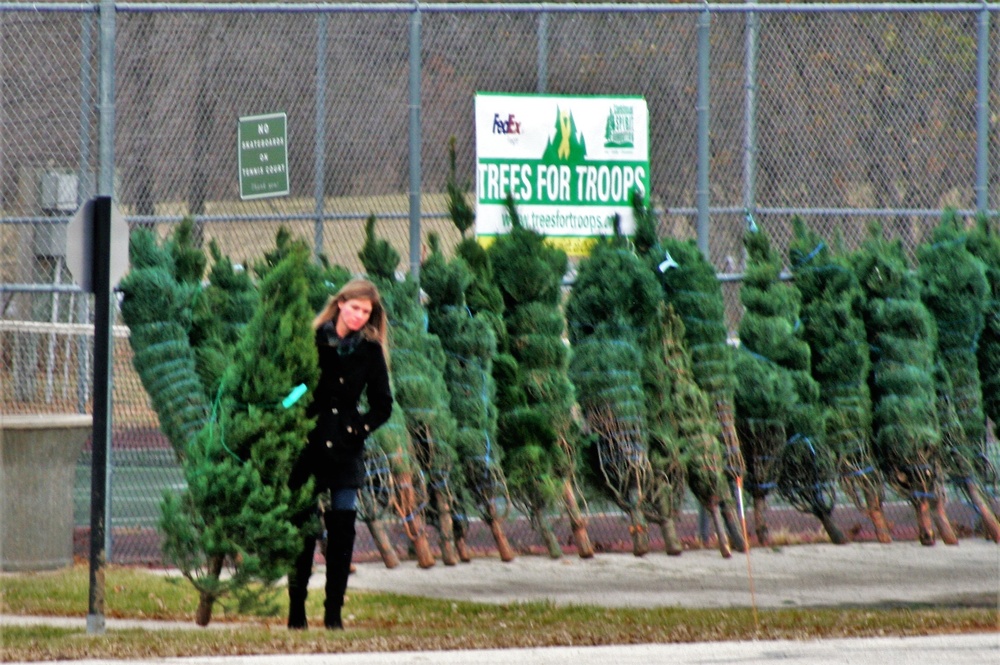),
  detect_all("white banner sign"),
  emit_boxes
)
[475,92,649,255]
